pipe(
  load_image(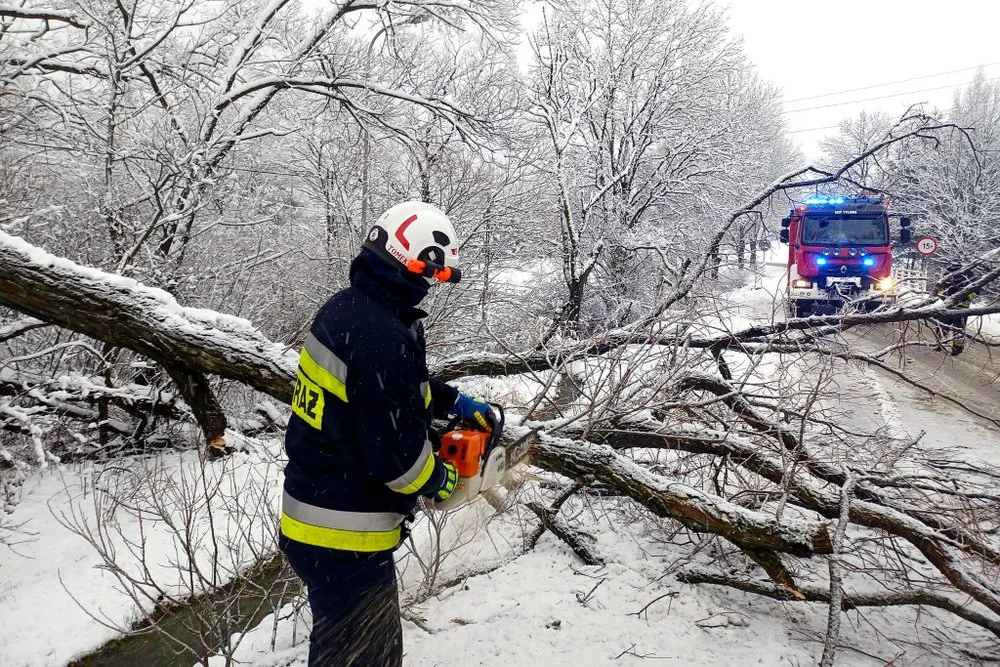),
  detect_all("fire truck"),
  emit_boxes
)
[779,197,912,317]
